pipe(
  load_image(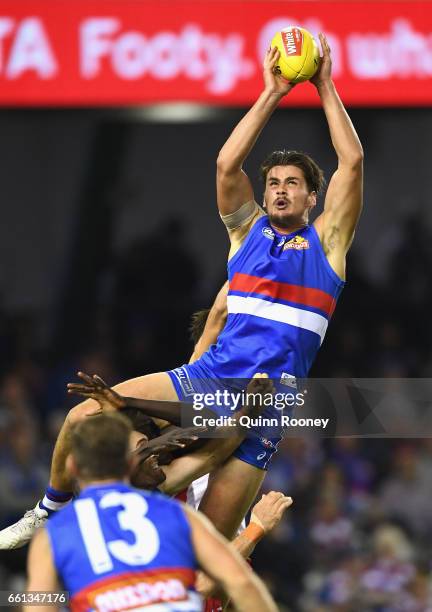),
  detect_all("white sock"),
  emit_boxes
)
[38,496,71,516]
